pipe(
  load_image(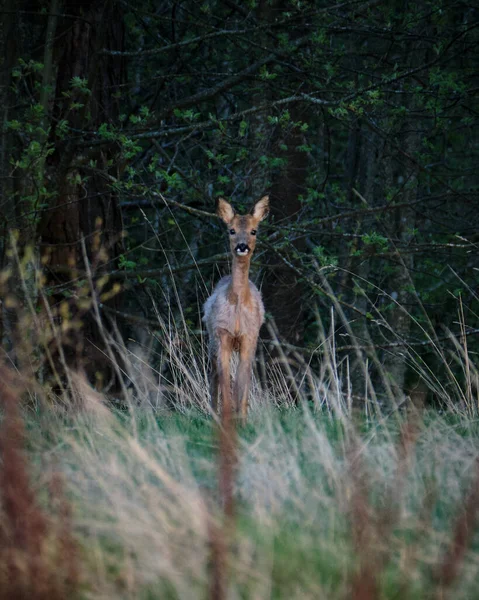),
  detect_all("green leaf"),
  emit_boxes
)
[239,120,248,137]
